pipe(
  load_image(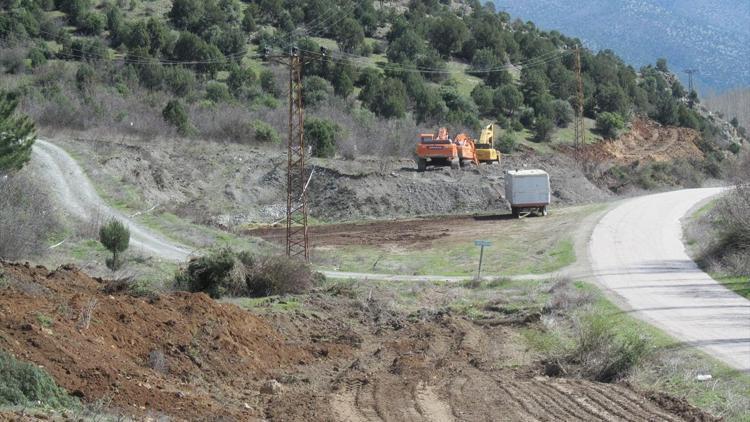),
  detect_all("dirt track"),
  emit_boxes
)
[30,140,191,261]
